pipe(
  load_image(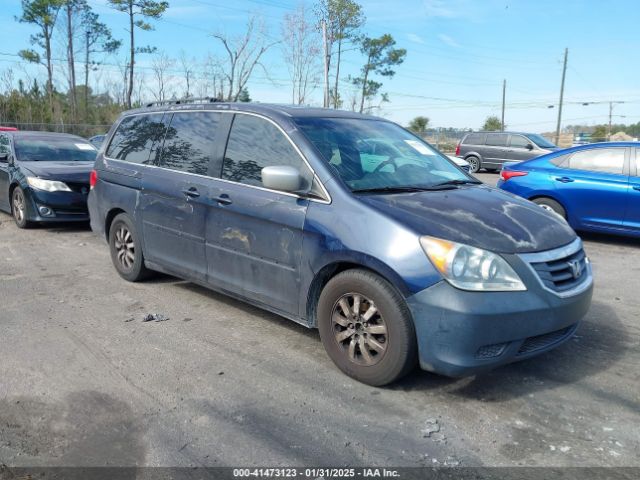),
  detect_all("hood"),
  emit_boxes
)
[358,185,576,253]
[20,161,93,184]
